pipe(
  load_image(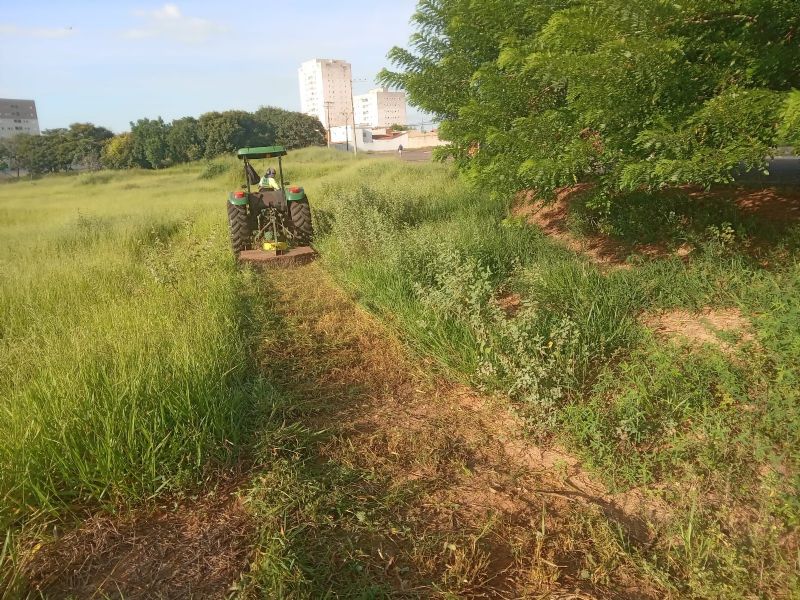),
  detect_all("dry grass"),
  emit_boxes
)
[23,482,254,599]
[641,307,754,353]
